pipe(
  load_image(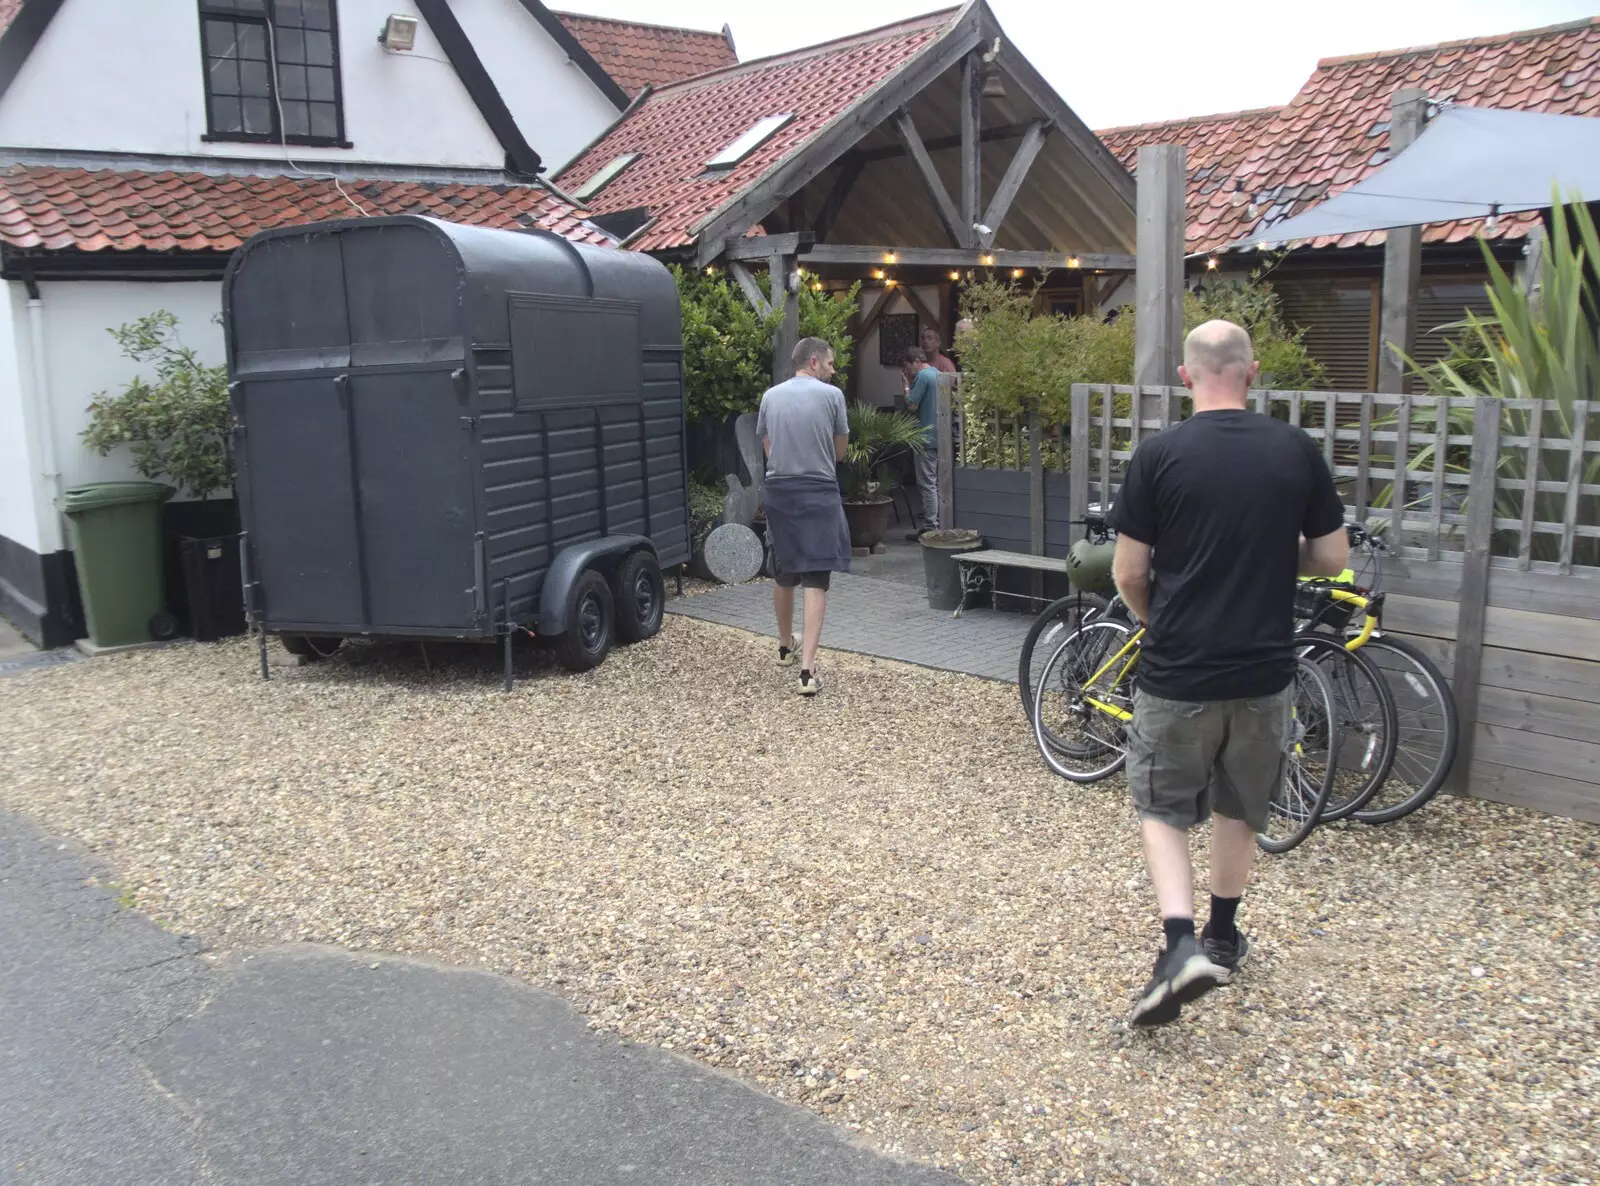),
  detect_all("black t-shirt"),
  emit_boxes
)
[1109,409,1345,701]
